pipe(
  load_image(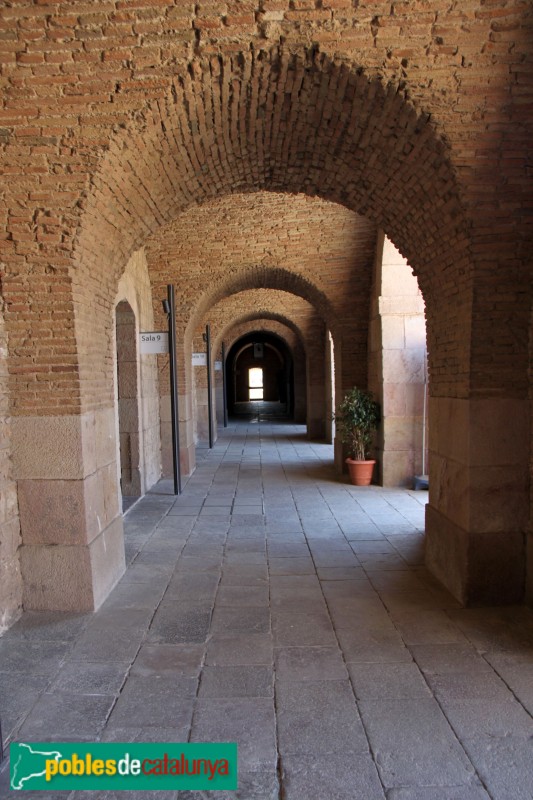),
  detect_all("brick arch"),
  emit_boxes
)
[69,44,473,420]
[214,313,306,357]
[187,268,333,345]
[73,44,468,324]
[189,291,320,437]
